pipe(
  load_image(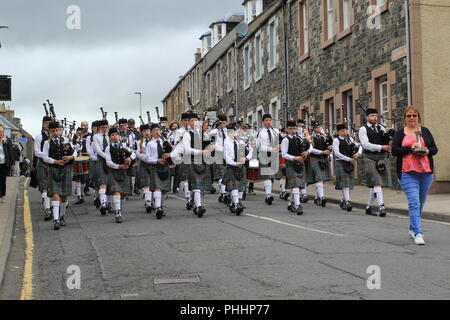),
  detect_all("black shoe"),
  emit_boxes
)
[44,209,52,221]
[321,197,327,207]
[115,211,122,223]
[296,205,304,215]
[145,202,153,214]
[346,201,353,212]
[340,200,345,210]
[224,195,231,206]
[266,196,274,205]
[100,204,107,216]
[75,196,84,205]
[197,206,205,218]
[379,205,387,217]
[229,204,236,214]
[280,192,290,201]
[156,207,163,220]
[94,197,101,209]
[60,217,66,227]
[287,203,293,212]
[365,206,377,216]
[314,198,321,206]
[301,195,309,203]
[108,203,114,213]
[53,220,60,230]
[235,203,244,216]
[218,194,224,203]
[209,188,216,194]
[186,200,194,210]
